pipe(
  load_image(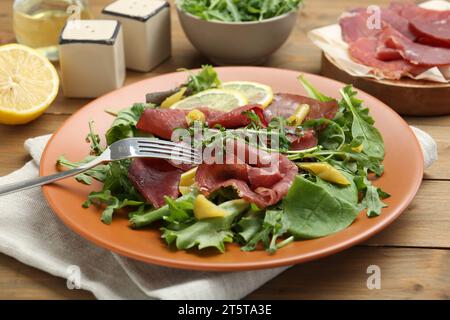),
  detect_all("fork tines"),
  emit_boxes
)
[136,139,201,164]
